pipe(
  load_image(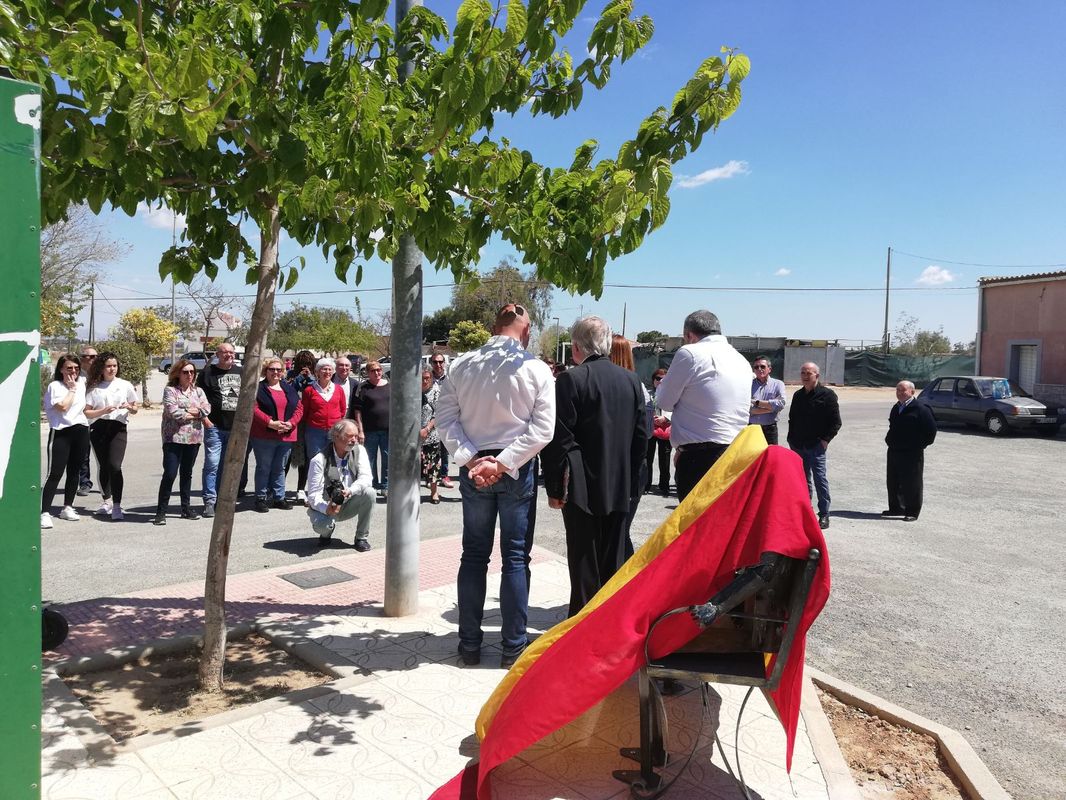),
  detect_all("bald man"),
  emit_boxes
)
[883,380,937,522]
